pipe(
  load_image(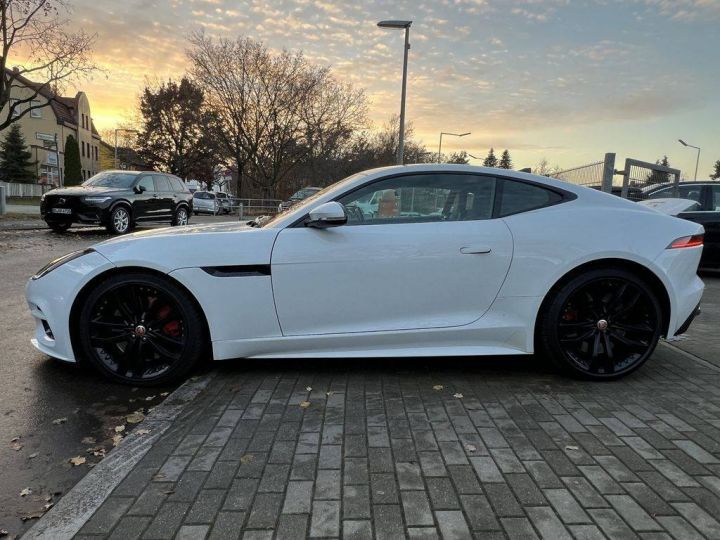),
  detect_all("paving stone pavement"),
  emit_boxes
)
[73,346,720,539]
